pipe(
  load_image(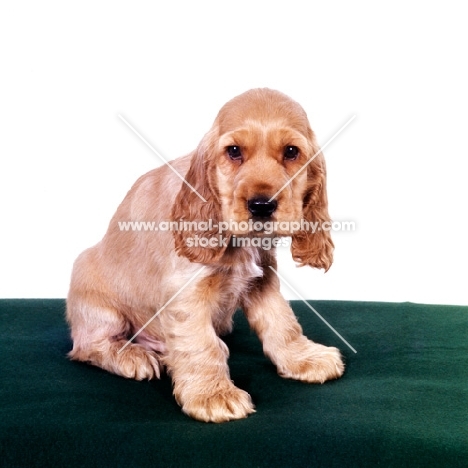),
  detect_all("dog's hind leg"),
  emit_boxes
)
[66,298,162,380]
